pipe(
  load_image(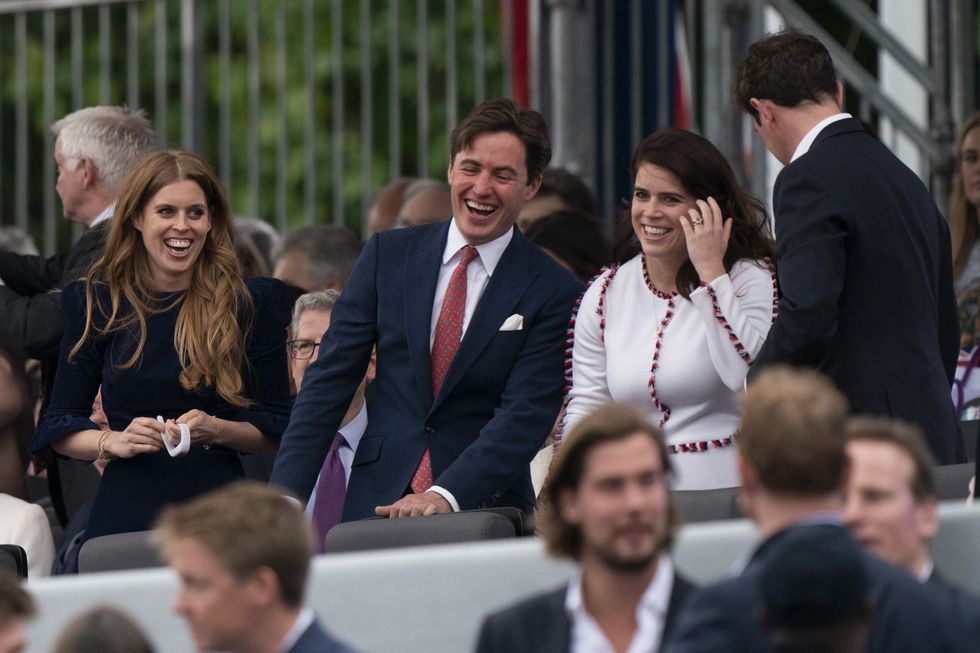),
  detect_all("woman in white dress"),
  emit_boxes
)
[564,128,777,490]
